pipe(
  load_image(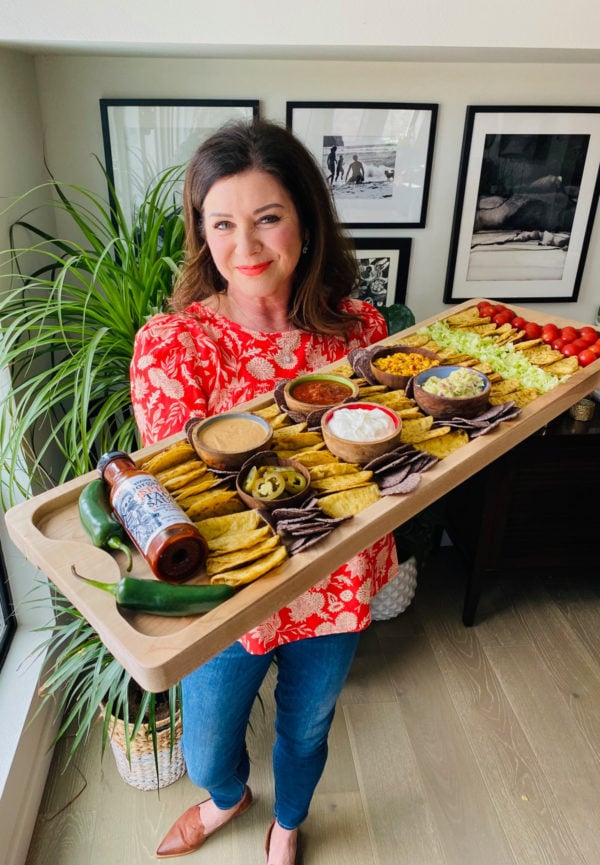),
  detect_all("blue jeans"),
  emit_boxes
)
[181,631,361,829]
